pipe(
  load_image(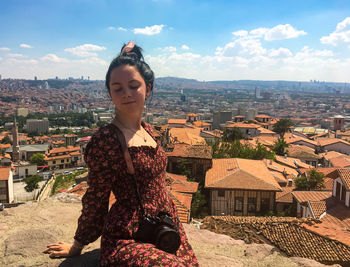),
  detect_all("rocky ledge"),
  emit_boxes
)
[0,193,341,267]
